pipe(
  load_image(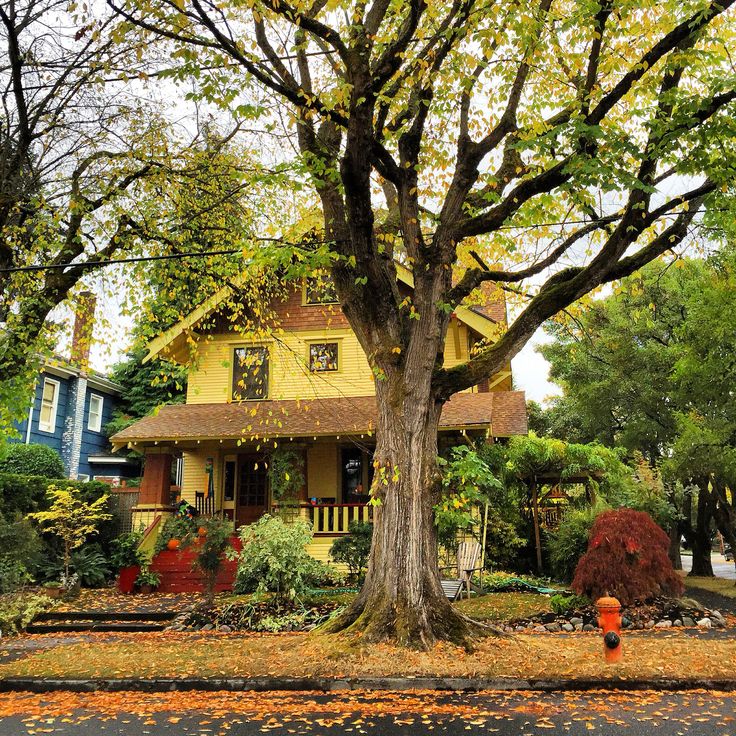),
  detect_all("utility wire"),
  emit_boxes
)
[0,209,714,275]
